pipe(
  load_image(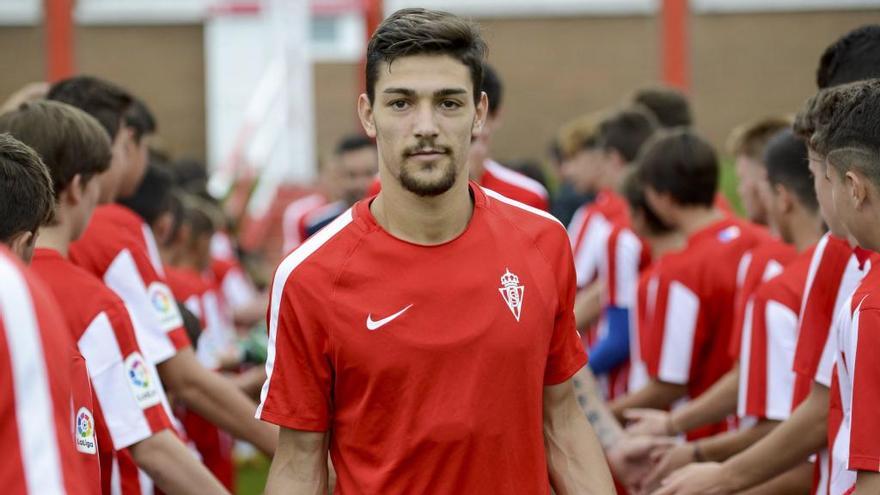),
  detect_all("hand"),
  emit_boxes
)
[641,443,696,494]
[625,408,674,437]
[606,435,675,493]
[651,462,733,495]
